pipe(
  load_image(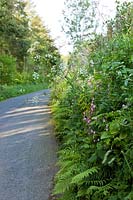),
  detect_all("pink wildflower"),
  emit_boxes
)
[87,118,91,124]
[87,79,92,86]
